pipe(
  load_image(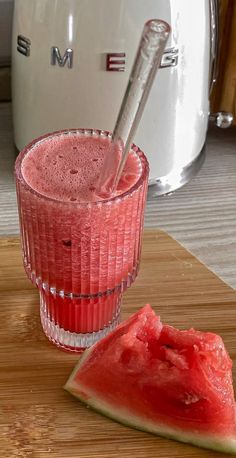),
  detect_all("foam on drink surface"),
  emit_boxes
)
[22,134,142,202]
